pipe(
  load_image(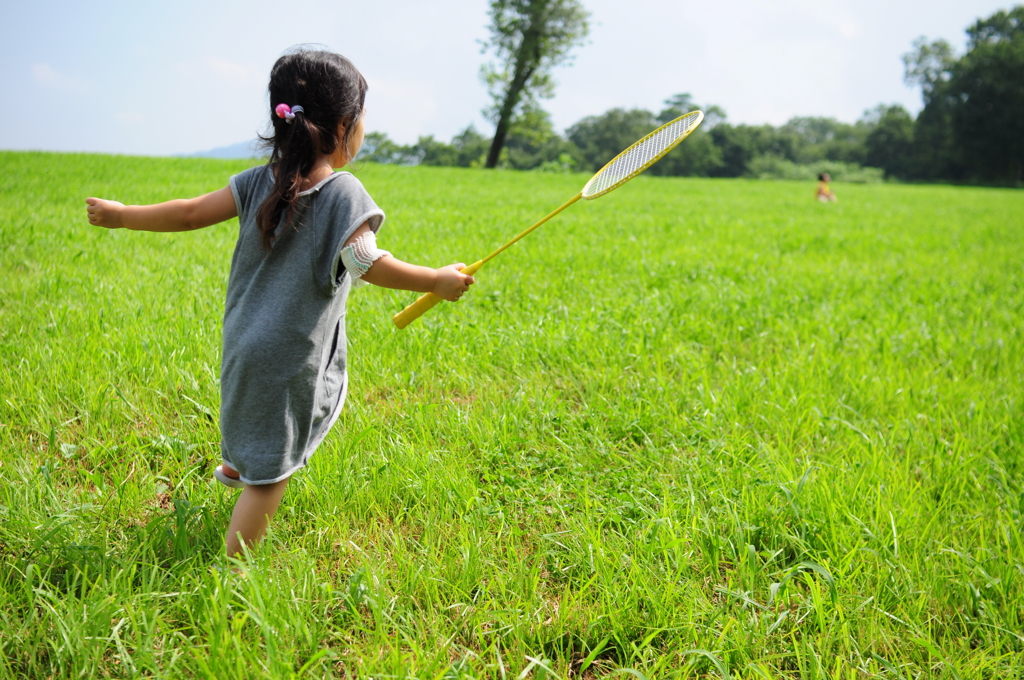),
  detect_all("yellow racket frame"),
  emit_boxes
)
[393,110,705,329]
